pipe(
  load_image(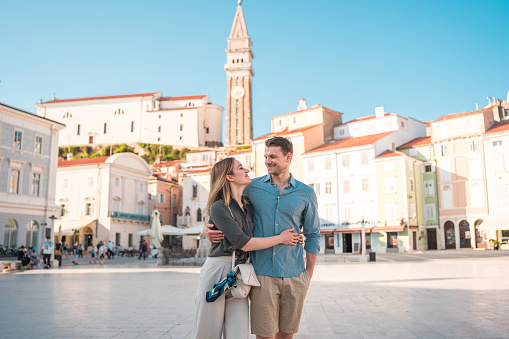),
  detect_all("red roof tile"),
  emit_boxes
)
[270,105,342,119]
[159,95,207,101]
[434,106,493,122]
[228,149,252,156]
[305,131,394,154]
[398,136,431,149]
[375,150,406,159]
[344,113,396,124]
[182,168,212,175]
[42,92,160,104]
[58,156,110,167]
[253,124,322,141]
[185,149,217,154]
[486,120,509,134]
